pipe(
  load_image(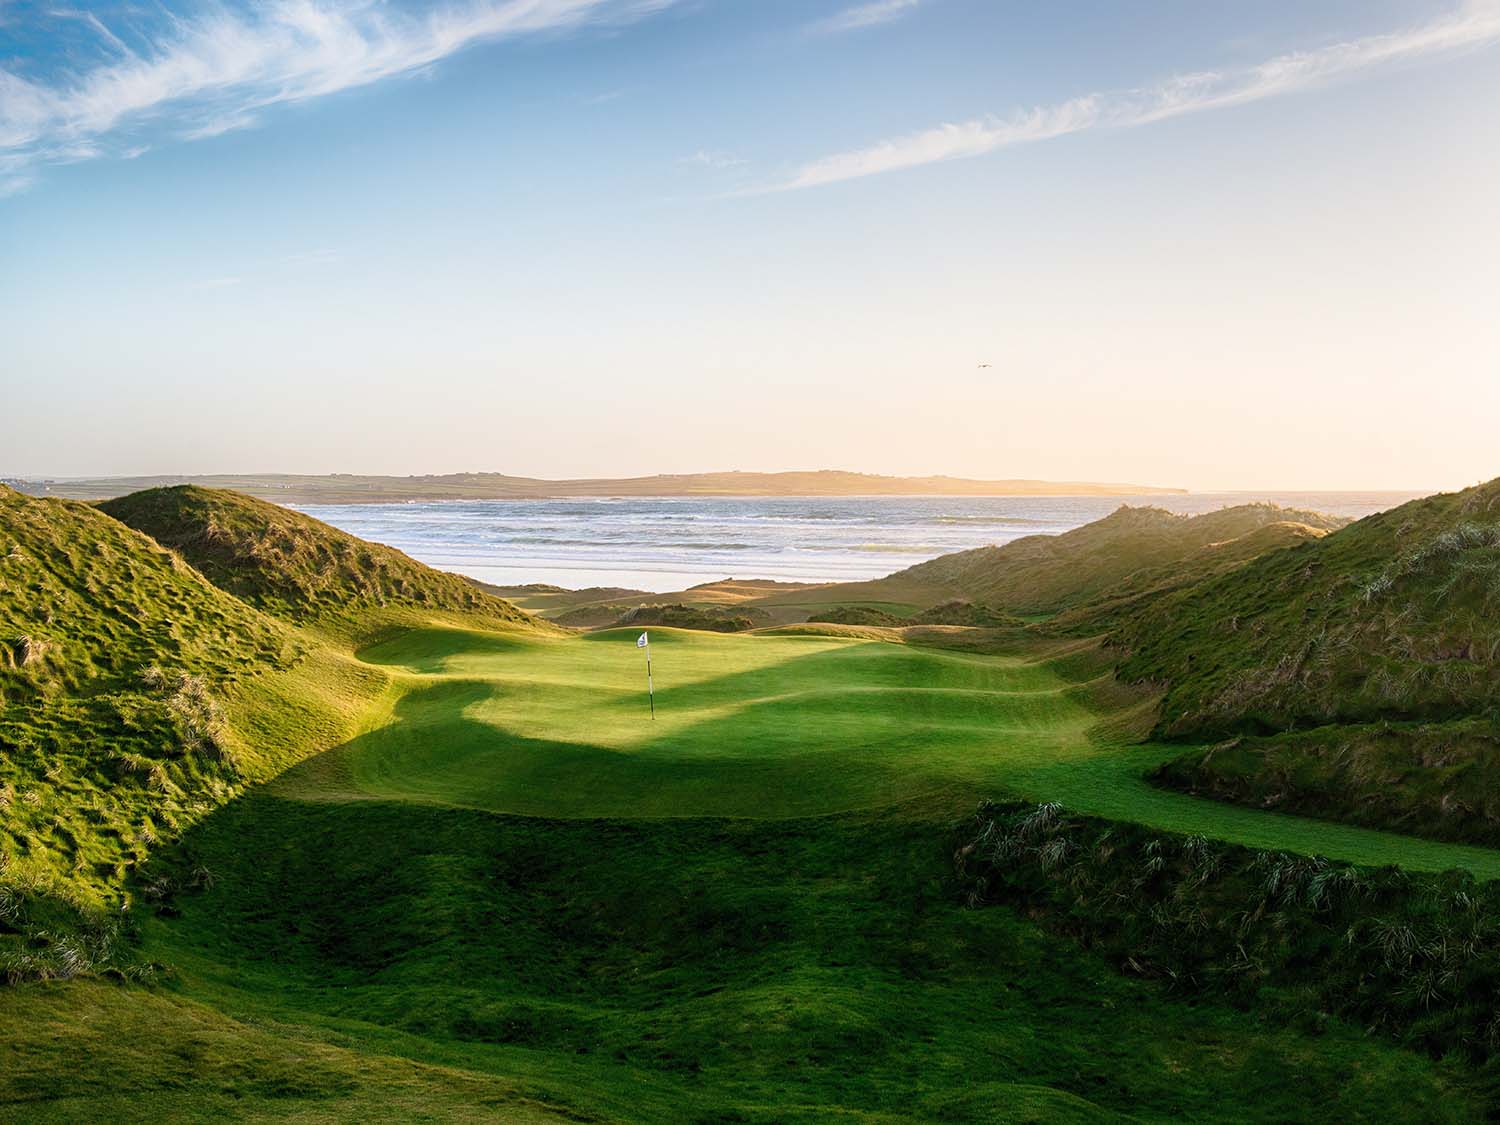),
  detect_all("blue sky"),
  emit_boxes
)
[2,0,1497,489]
